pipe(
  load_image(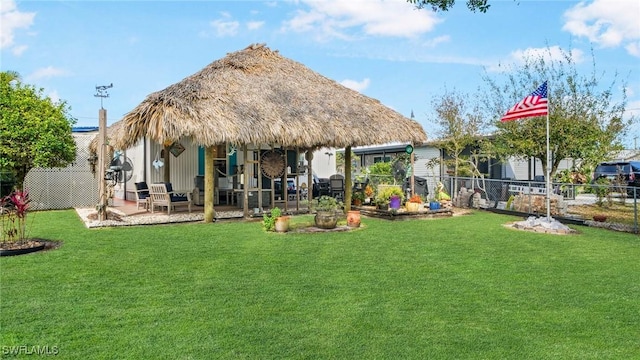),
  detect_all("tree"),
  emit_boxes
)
[0,71,77,190]
[483,46,634,180]
[407,0,491,13]
[430,88,485,179]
